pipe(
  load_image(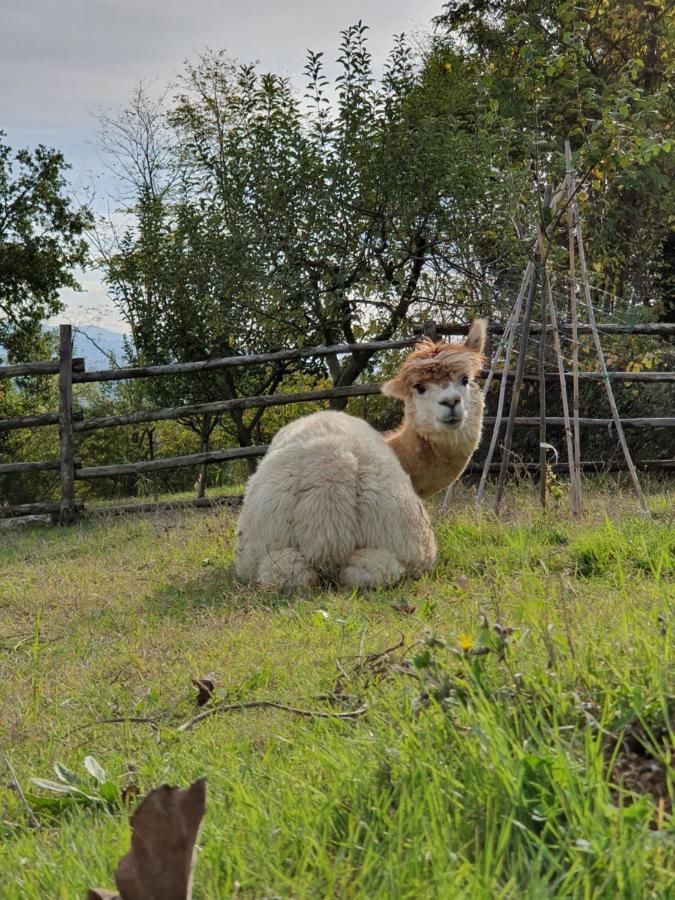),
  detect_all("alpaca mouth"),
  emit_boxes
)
[440,416,463,427]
